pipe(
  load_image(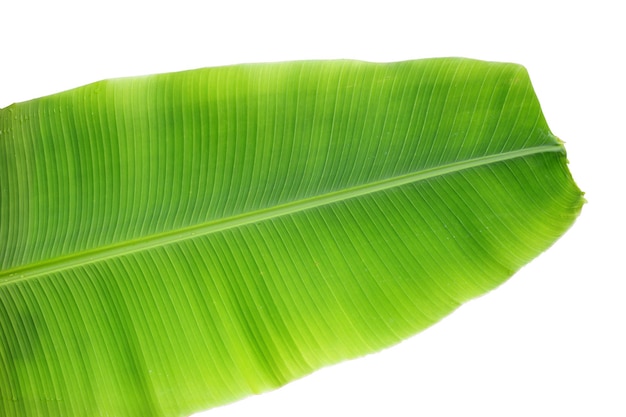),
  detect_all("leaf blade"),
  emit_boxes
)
[0,58,583,416]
